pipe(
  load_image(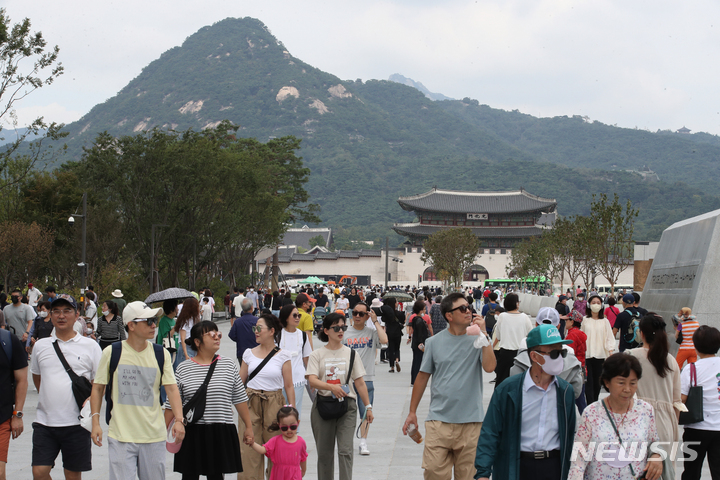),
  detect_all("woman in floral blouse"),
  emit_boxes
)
[569,353,663,480]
